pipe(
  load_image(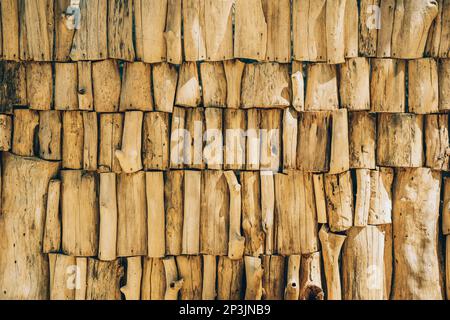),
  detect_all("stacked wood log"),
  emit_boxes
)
[0,0,449,301]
